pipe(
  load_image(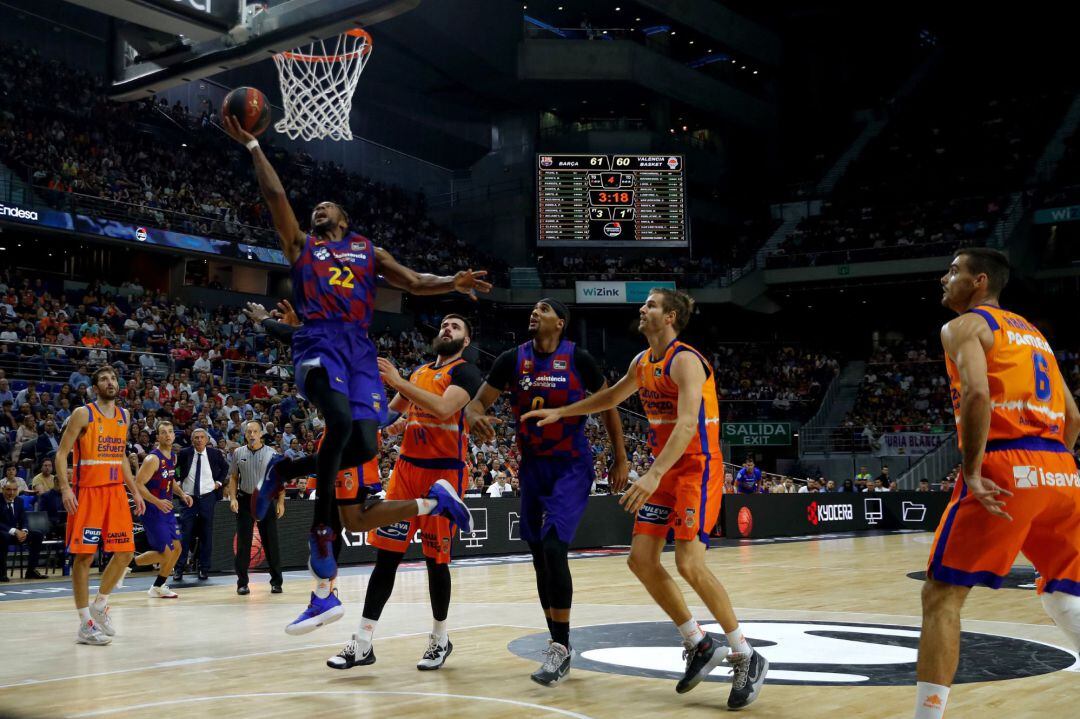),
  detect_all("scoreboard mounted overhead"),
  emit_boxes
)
[537,154,688,247]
